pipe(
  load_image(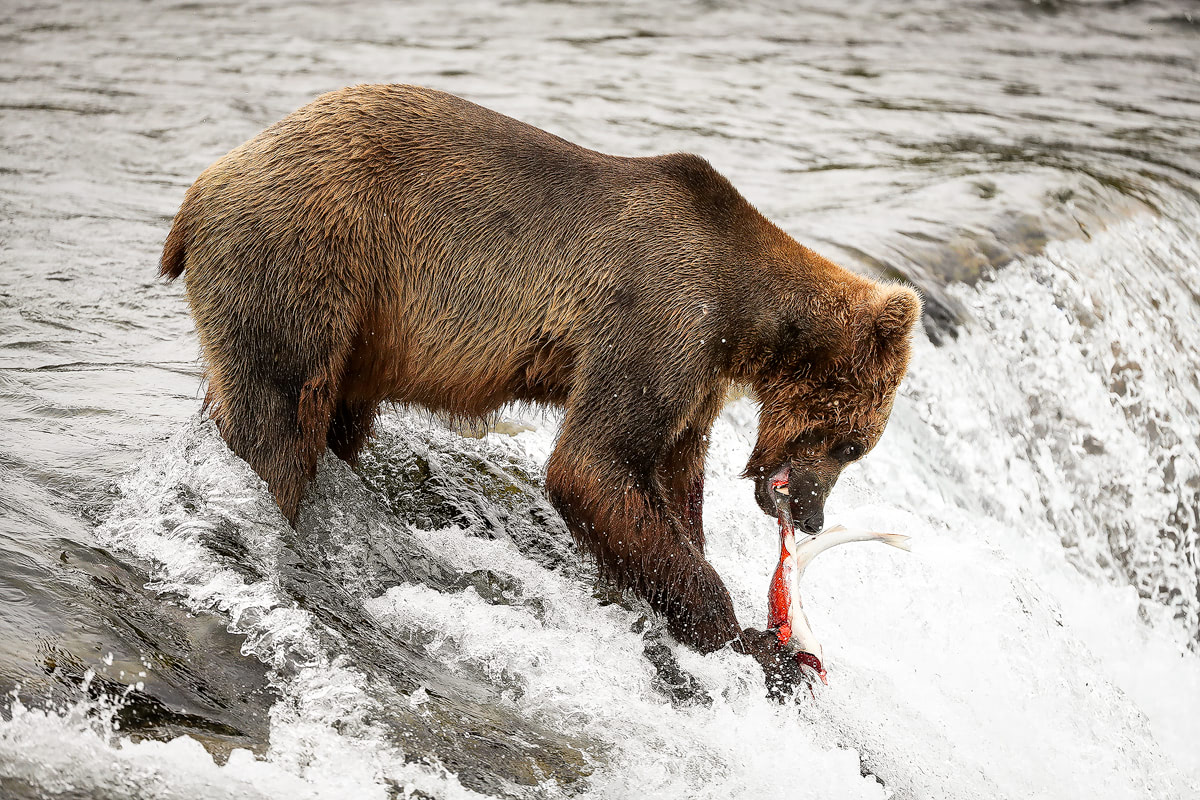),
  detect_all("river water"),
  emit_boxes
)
[2,1,1199,798]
